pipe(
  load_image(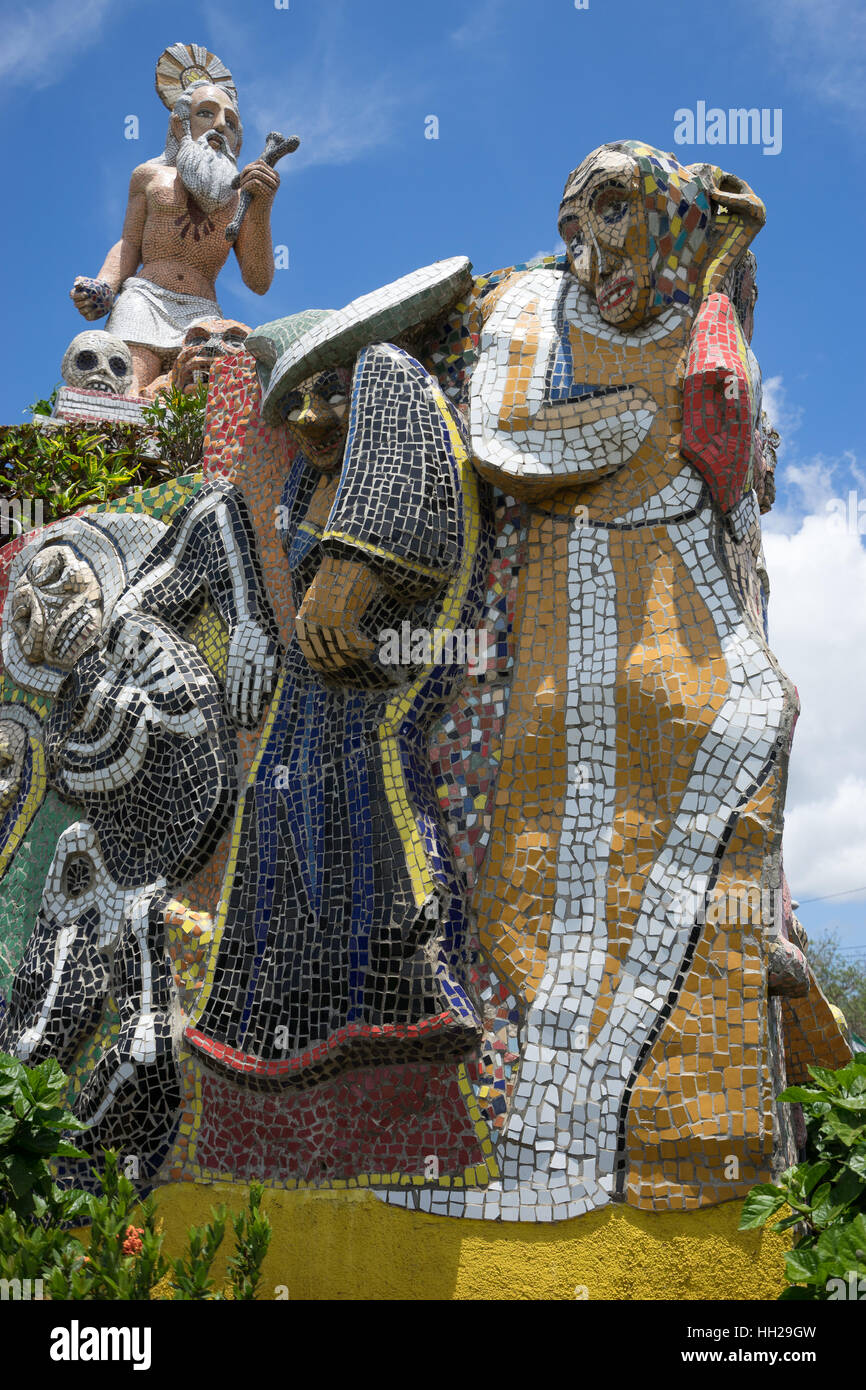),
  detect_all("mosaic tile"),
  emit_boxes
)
[0,130,852,1218]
